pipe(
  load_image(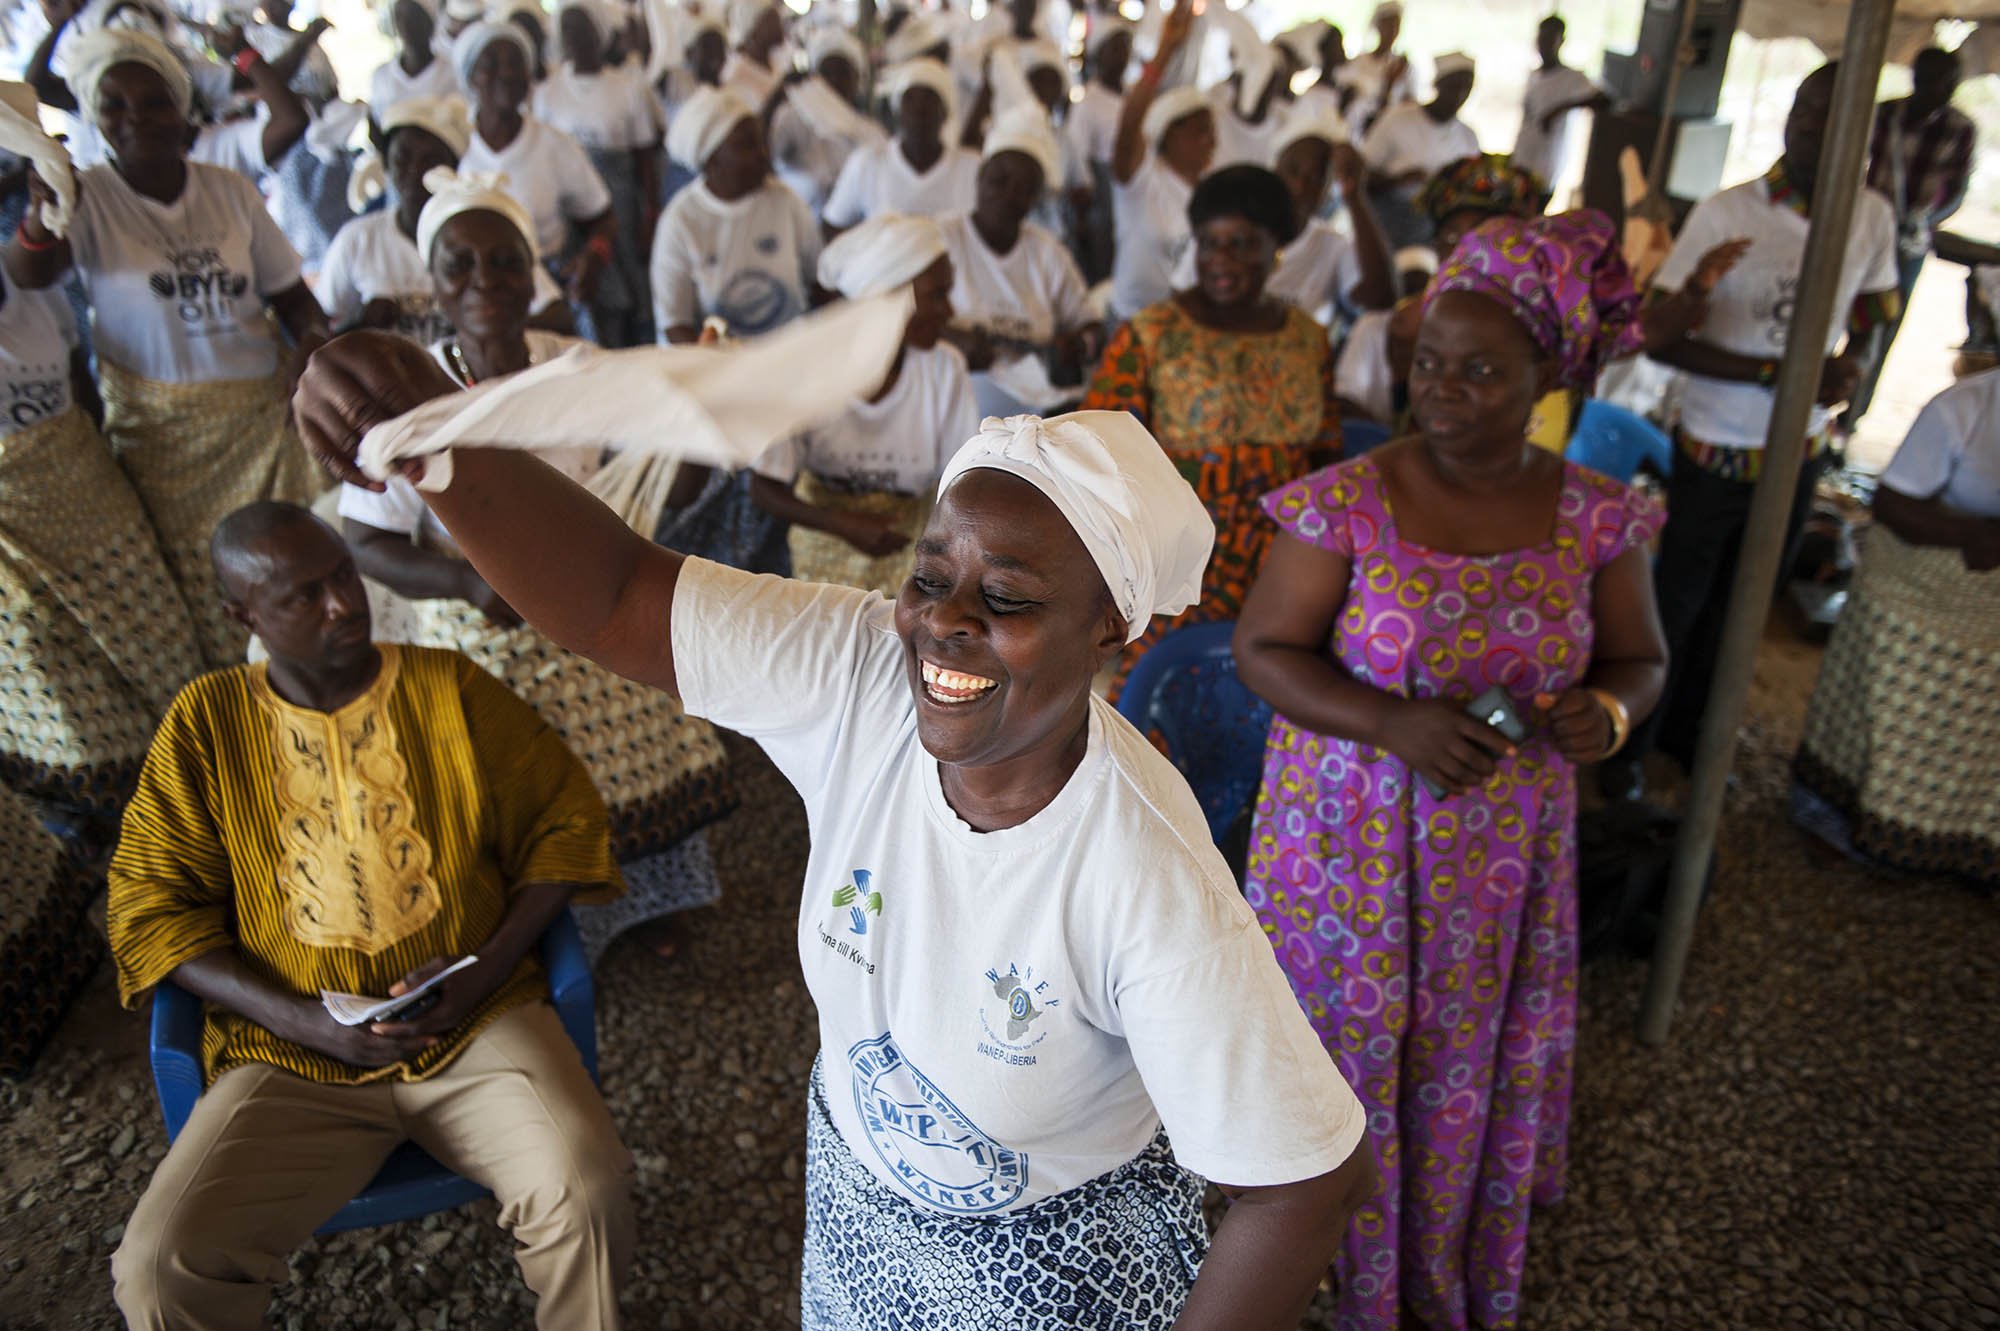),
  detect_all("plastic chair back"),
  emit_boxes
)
[1566,399,1673,484]
[149,908,598,1234]
[1115,620,1273,846]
